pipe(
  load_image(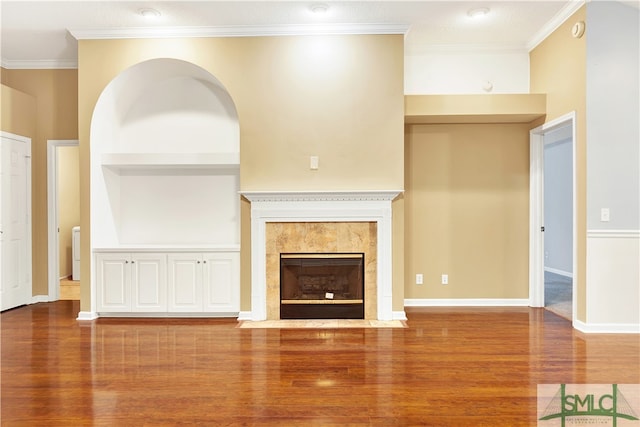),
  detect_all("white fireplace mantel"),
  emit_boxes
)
[240,190,403,321]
